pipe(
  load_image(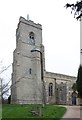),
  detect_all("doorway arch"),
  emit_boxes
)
[71,91,77,105]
